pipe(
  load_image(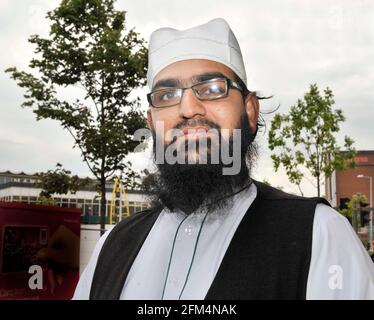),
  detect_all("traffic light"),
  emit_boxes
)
[359,200,370,226]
